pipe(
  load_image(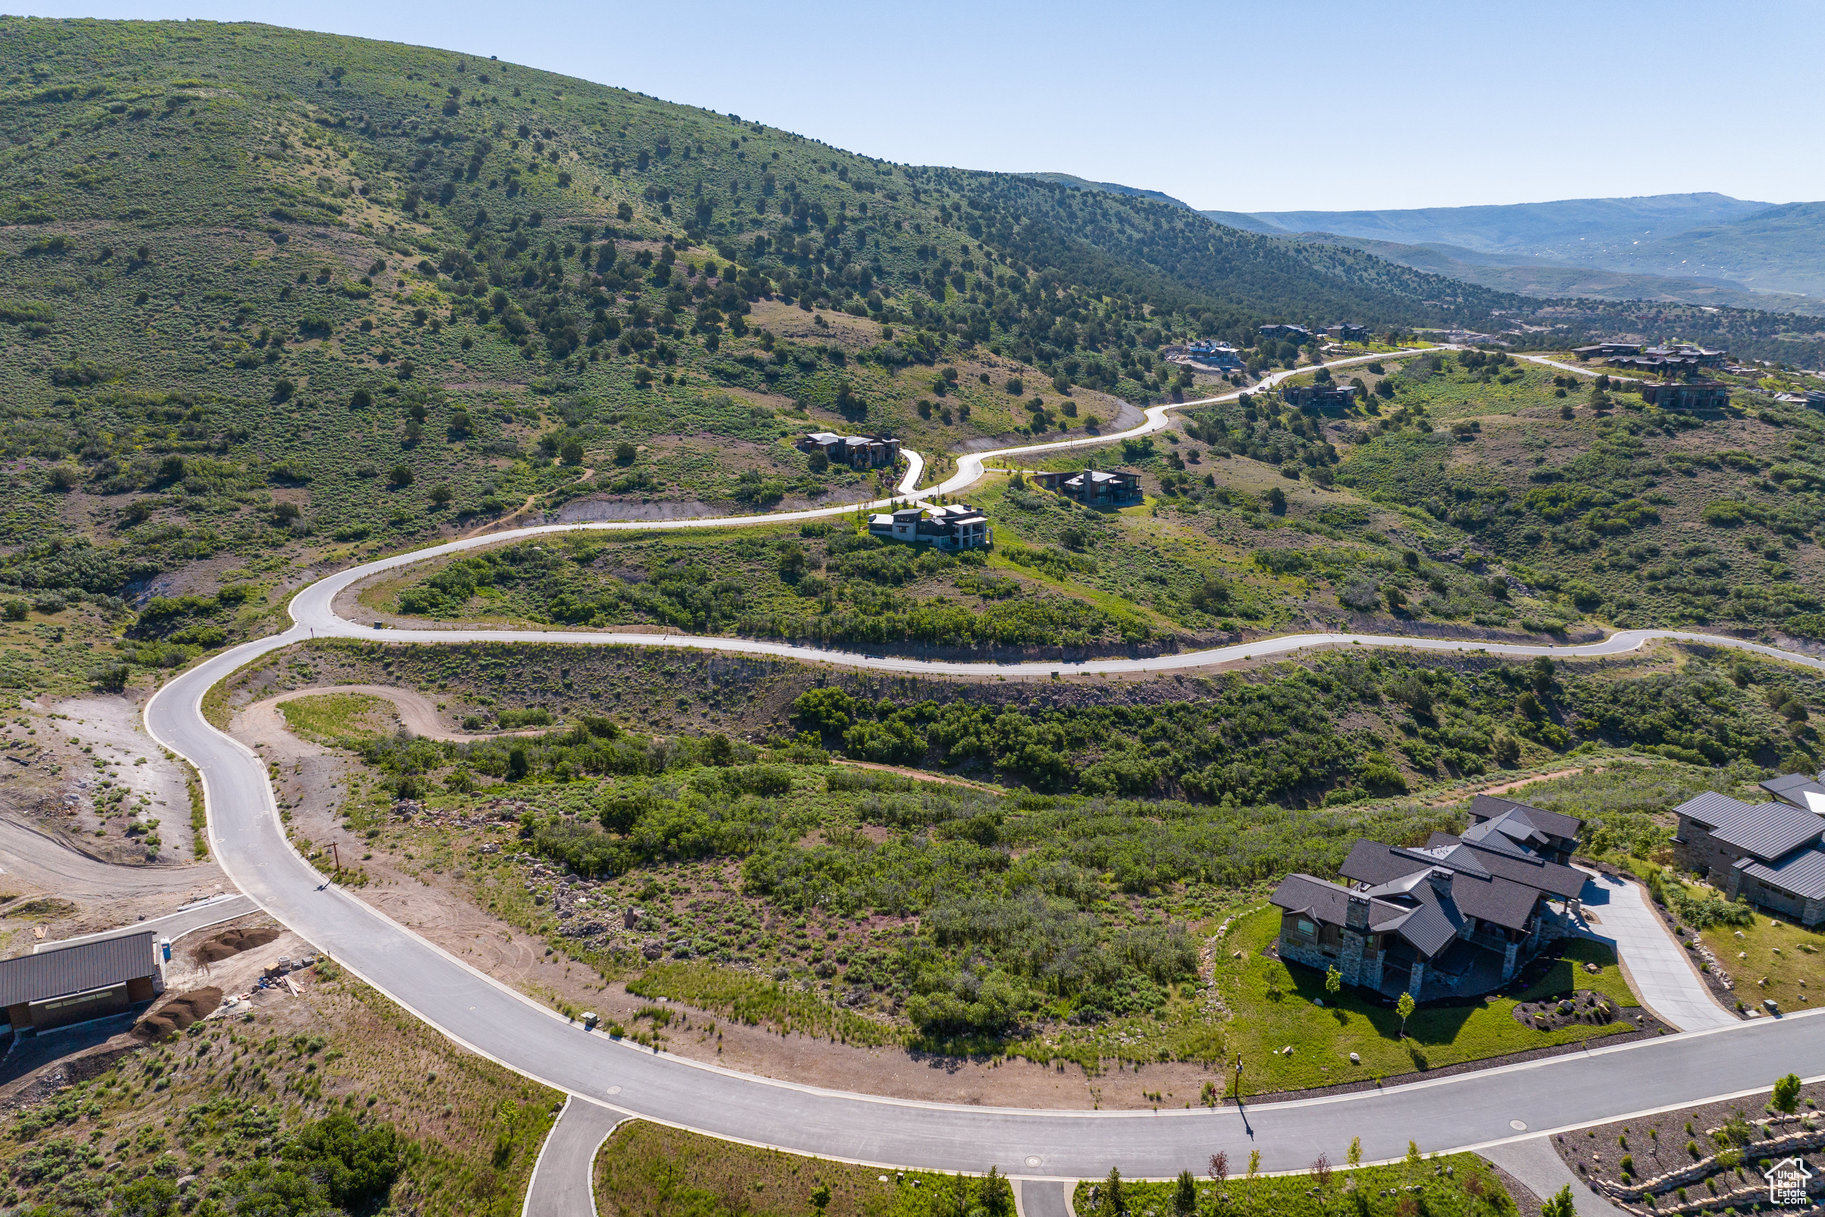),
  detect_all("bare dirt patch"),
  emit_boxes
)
[192,925,279,964]
[134,987,223,1039]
